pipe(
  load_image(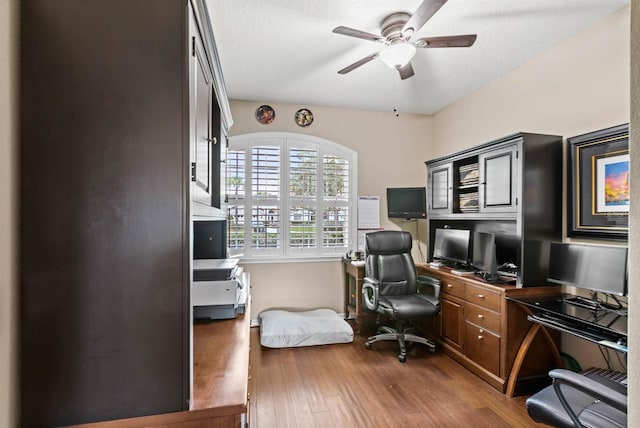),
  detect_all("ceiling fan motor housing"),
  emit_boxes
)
[381,12,412,42]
